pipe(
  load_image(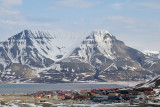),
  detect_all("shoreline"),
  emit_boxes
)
[0,81,142,86]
